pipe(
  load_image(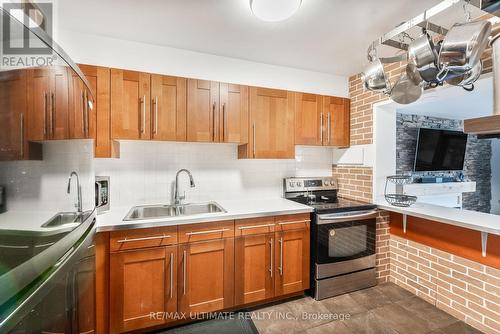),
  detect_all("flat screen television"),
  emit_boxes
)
[414,128,468,172]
